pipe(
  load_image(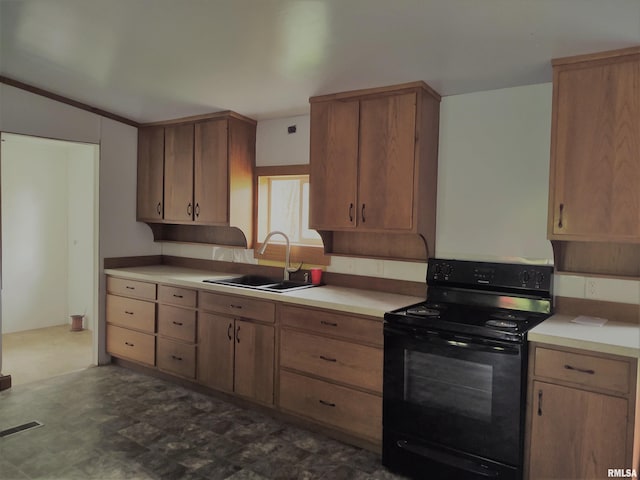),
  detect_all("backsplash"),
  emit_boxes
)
[159,243,639,306]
